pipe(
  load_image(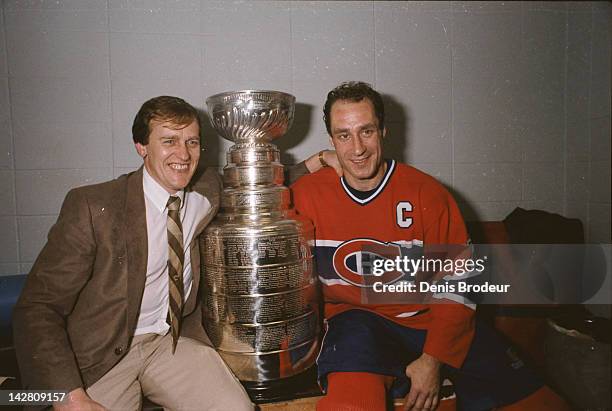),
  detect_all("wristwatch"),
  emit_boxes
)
[318,150,329,168]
